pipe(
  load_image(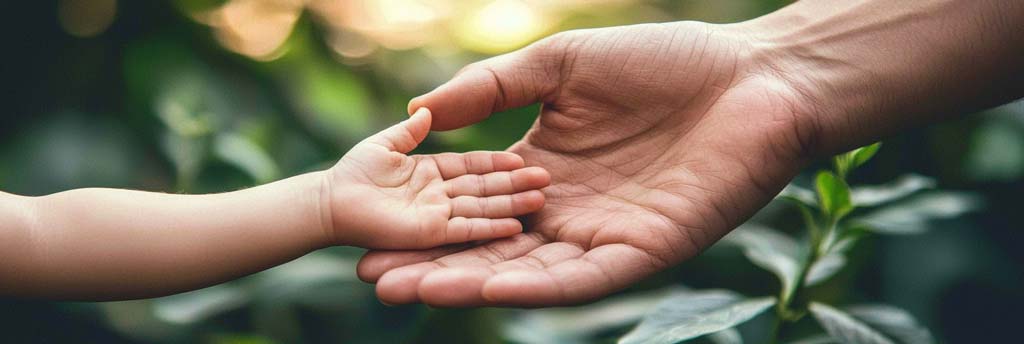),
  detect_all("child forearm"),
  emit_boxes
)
[0,172,330,300]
